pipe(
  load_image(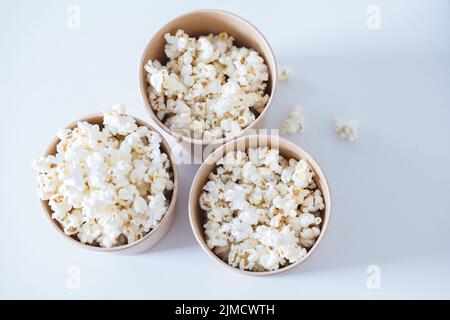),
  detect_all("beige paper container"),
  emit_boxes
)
[38,114,179,254]
[189,135,331,275]
[139,9,278,159]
